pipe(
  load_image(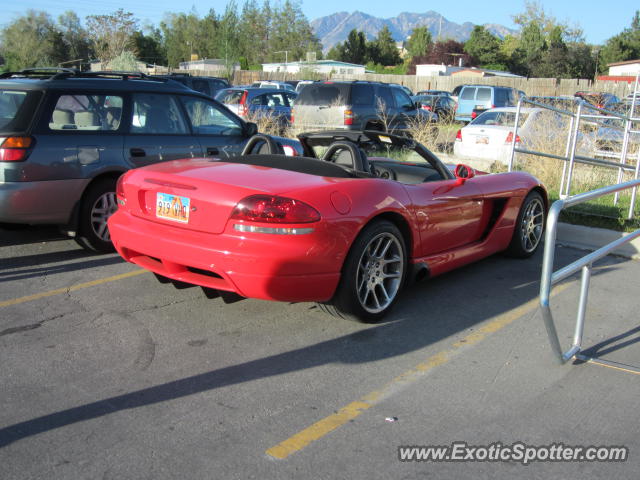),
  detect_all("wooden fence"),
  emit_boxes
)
[172,68,636,98]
